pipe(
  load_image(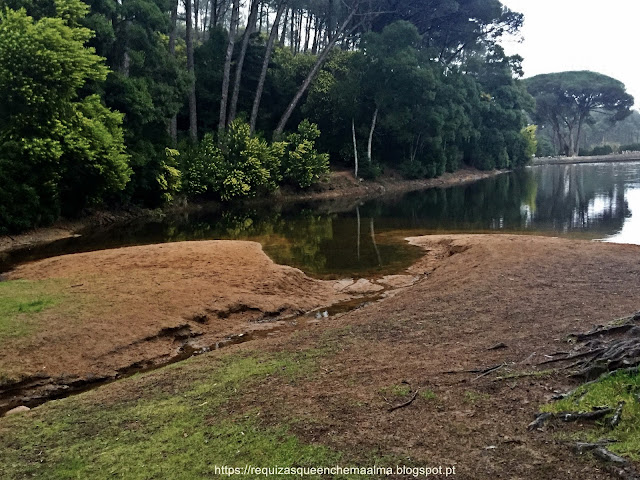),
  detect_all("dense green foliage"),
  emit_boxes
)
[0,0,130,232]
[0,0,552,233]
[182,119,328,200]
